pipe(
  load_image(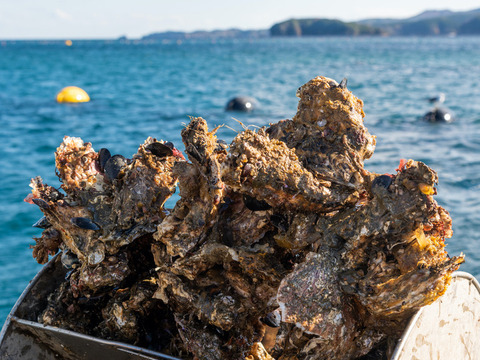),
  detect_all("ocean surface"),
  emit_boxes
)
[1,37,480,325]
